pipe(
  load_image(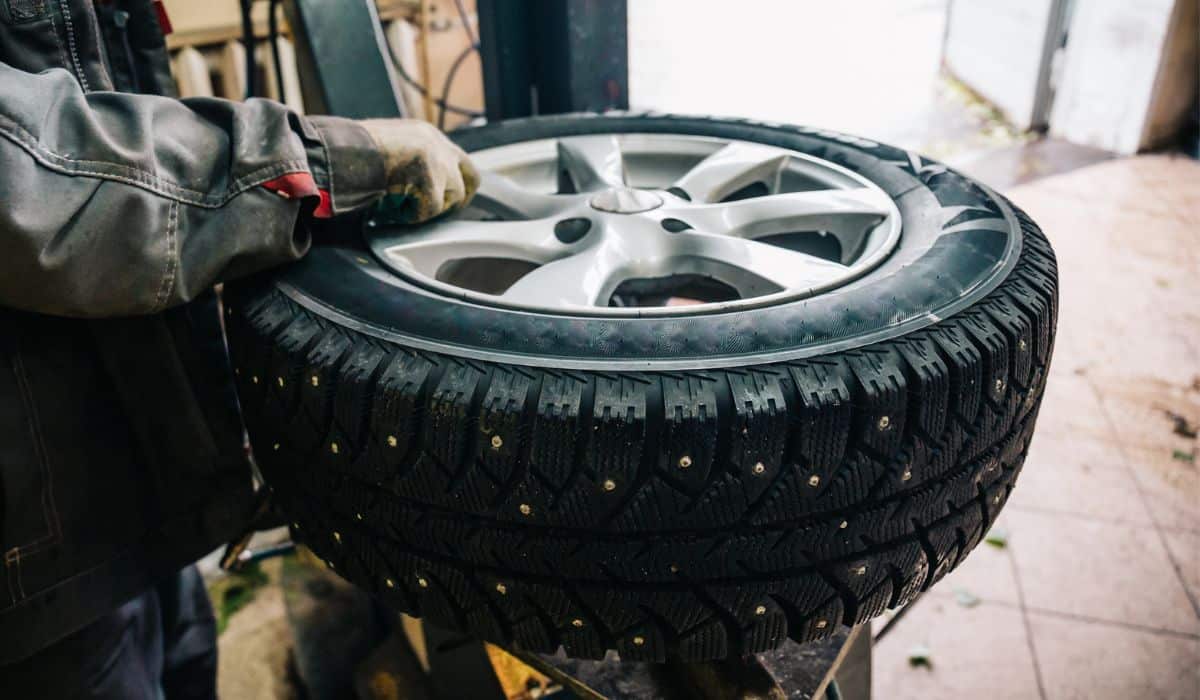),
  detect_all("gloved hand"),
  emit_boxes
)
[359,119,480,224]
